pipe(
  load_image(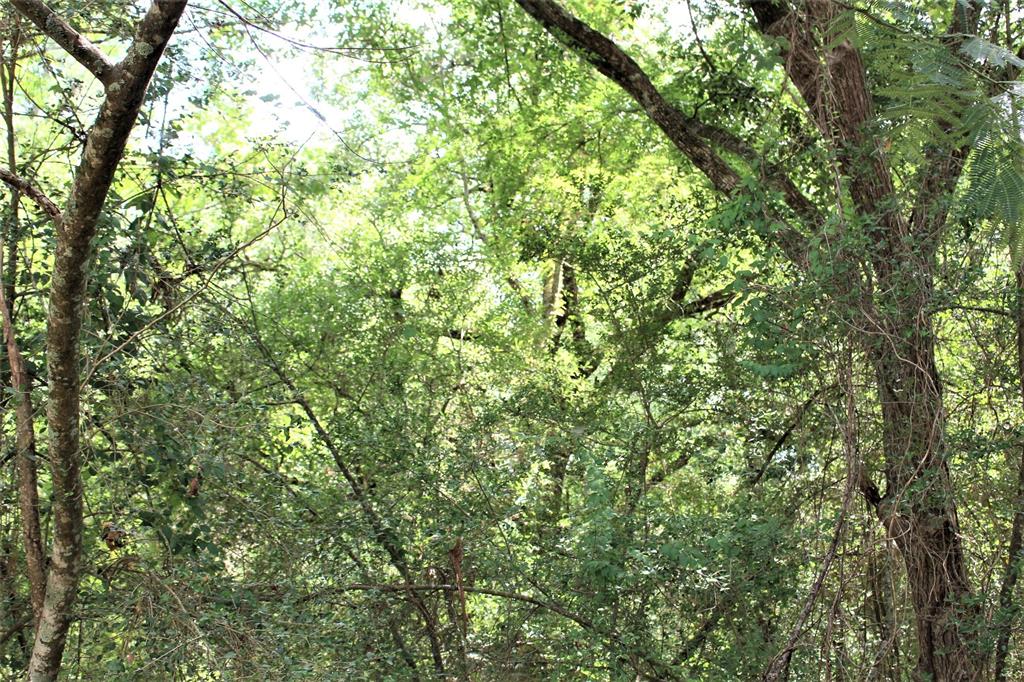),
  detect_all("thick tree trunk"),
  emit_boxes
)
[750,4,980,677]
[513,0,982,678]
[992,266,1024,681]
[867,299,978,681]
